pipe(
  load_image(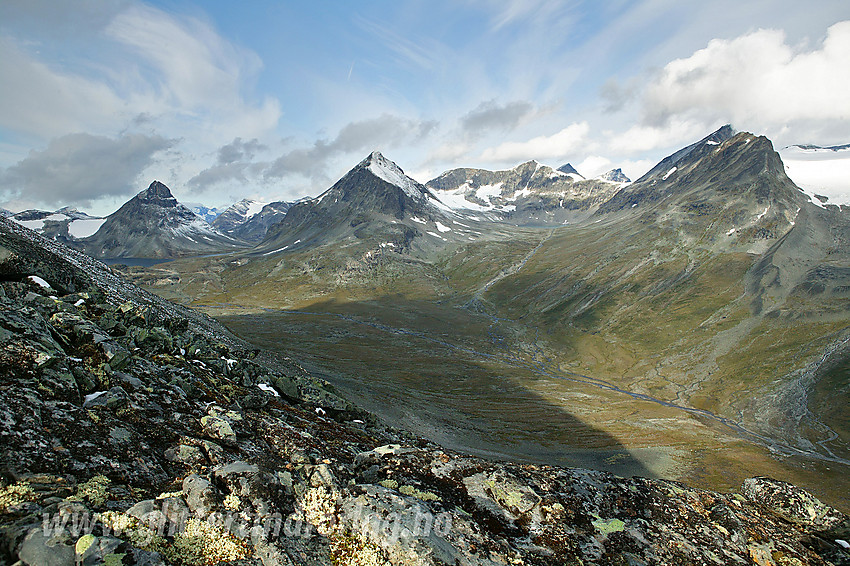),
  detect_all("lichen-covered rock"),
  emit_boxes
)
[742,476,846,528]
[18,526,75,566]
[200,415,237,445]
[182,475,218,517]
